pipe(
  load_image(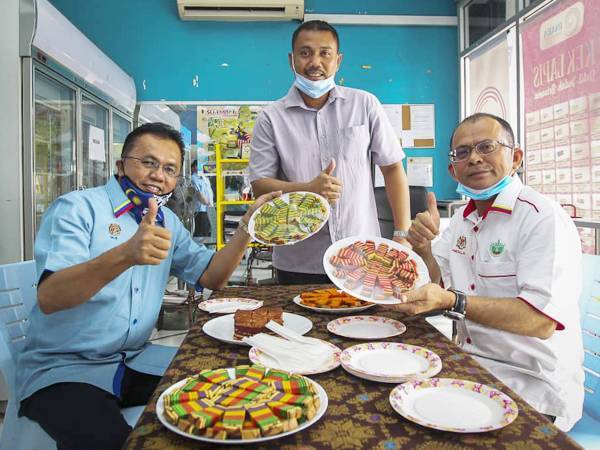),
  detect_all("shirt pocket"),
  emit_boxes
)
[477,260,518,297]
[339,124,370,162]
